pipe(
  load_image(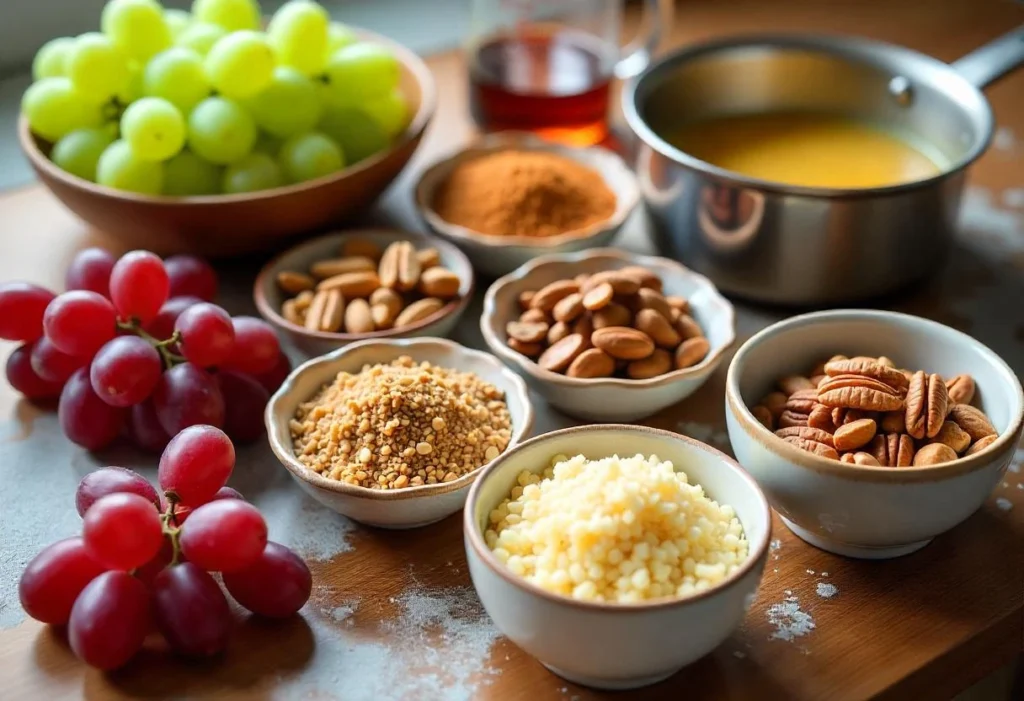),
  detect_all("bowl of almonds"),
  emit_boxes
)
[481,249,735,421]
[725,309,1024,560]
[254,229,473,356]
